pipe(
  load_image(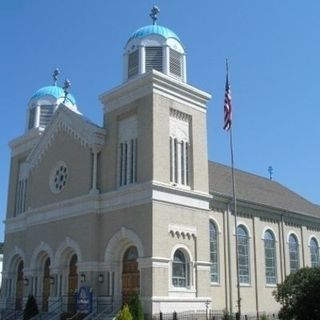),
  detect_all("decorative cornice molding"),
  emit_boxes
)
[100,70,211,113]
[168,224,197,239]
[27,105,105,171]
